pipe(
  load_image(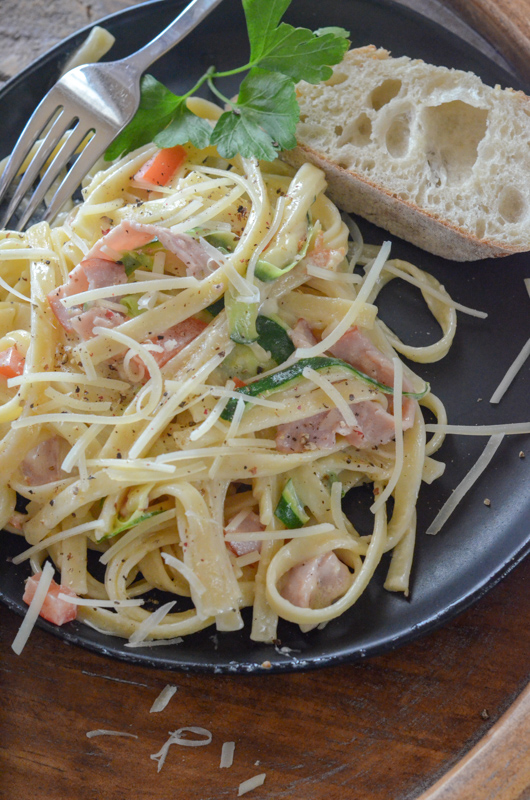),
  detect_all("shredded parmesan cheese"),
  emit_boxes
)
[86,730,138,739]
[125,637,183,648]
[126,600,176,645]
[425,422,530,436]
[0,274,35,303]
[151,727,213,772]
[426,434,504,535]
[383,263,488,318]
[302,366,357,428]
[489,337,530,404]
[11,561,55,655]
[225,522,334,542]
[150,685,177,713]
[235,552,261,567]
[220,741,235,768]
[162,552,207,598]
[306,264,361,283]
[58,595,144,607]
[12,521,106,565]
[60,276,200,308]
[7,373,130,390]
[238,774,266,795]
